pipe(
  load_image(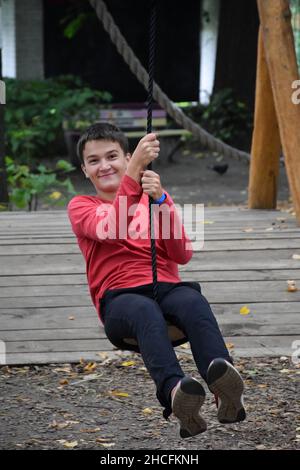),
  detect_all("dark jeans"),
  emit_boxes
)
[100,281,231,419]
